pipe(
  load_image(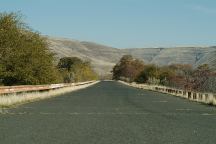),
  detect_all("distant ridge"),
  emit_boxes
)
[47,36,216,75]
